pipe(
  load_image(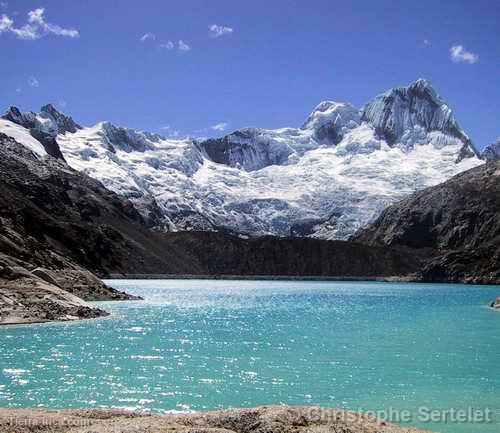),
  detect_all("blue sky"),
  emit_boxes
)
[0,0,498,149]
